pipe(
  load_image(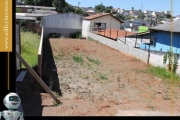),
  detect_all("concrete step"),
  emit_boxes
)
[16,70,27,82]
